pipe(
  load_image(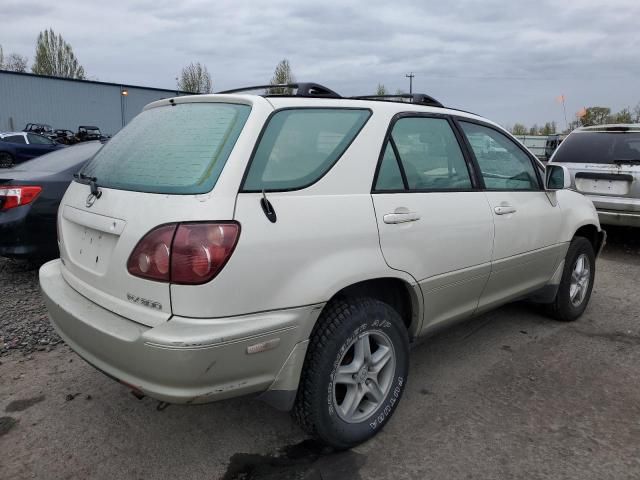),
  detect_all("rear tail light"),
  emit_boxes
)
[0,186,42,211]
[127,224,176,282]
[127,222,240,285]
